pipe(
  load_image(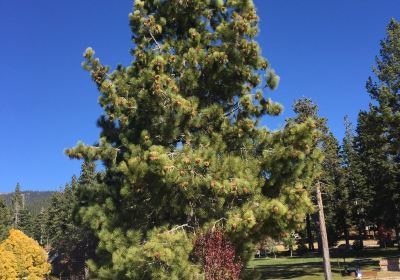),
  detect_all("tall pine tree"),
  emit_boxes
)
[356,18,400,246]
[11,183,23,228]
[32,208,48,246]
[339,116,358,247]
[290,98,343,248]
[18,208,34,237]
[321,132,343,246]
[66,1,322,278]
